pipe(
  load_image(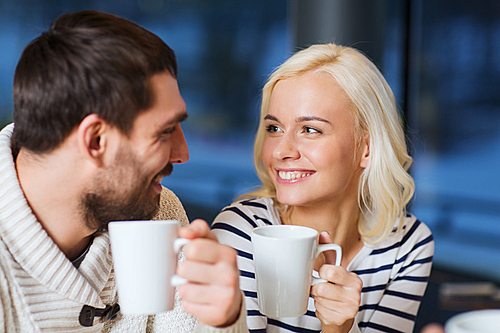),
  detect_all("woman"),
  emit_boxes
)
[212,43,434,333]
